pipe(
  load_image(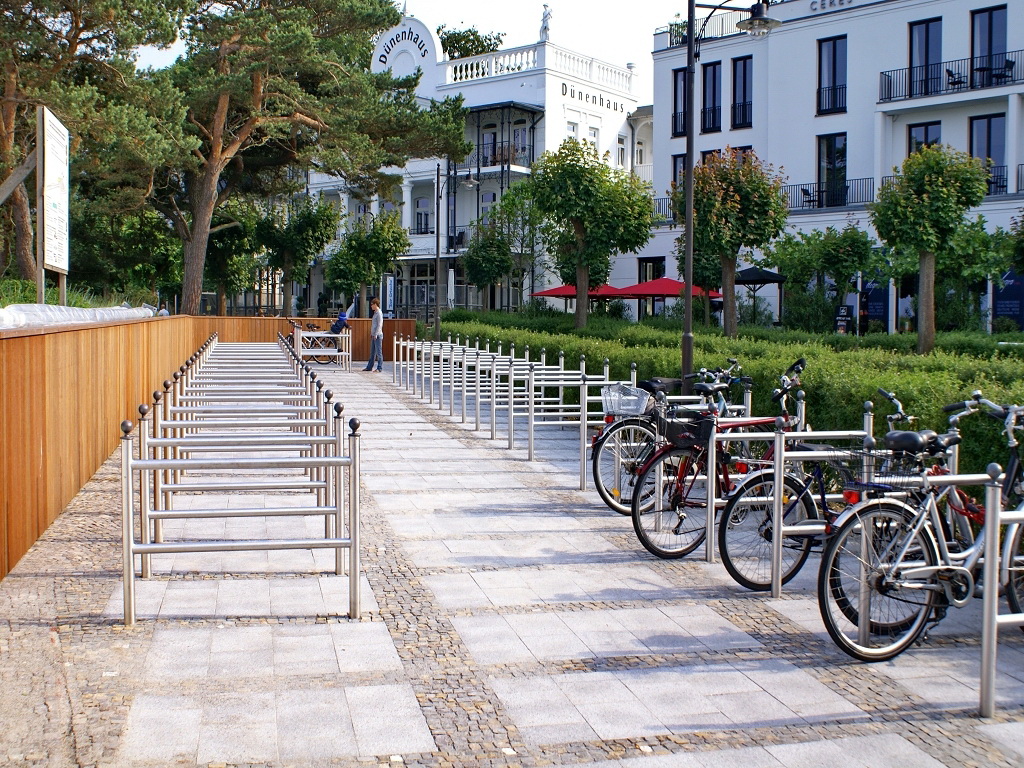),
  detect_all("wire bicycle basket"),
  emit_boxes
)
[601,384,655,416]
